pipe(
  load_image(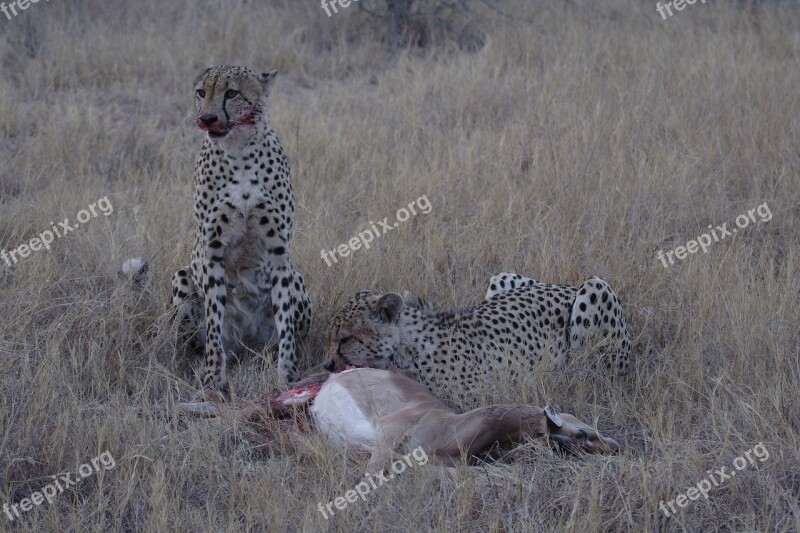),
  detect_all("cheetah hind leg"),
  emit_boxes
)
[567,277,632,376]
